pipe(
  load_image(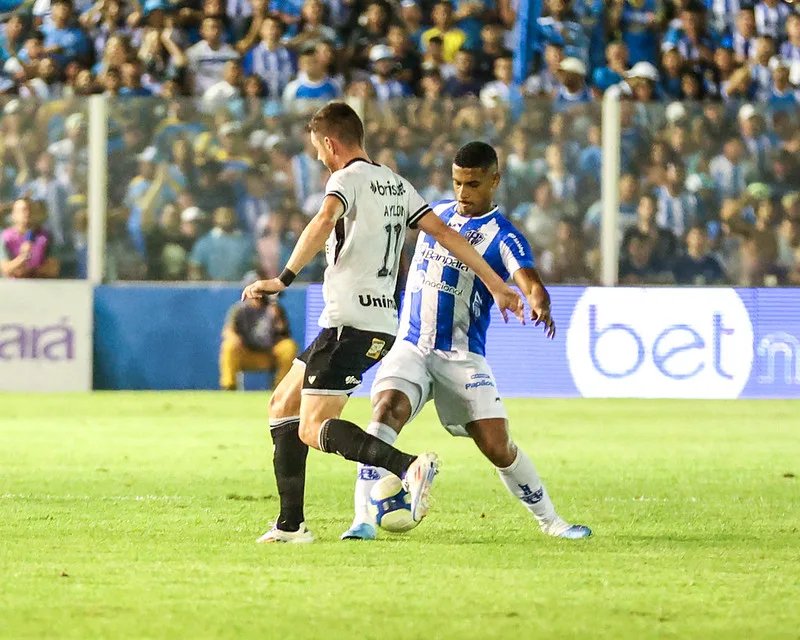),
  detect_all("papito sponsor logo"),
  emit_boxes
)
[566,288,753,399]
